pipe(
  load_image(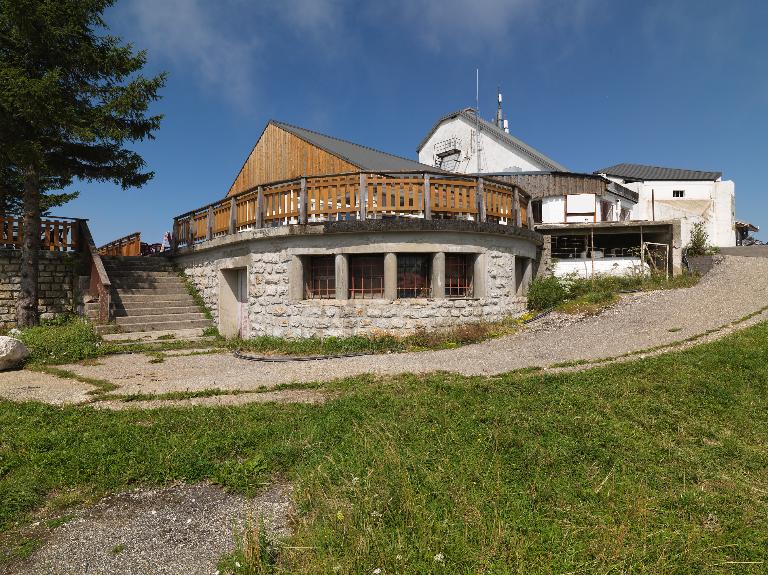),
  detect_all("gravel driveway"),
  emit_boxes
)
[1,255,766,406]
[4,482,292,575]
